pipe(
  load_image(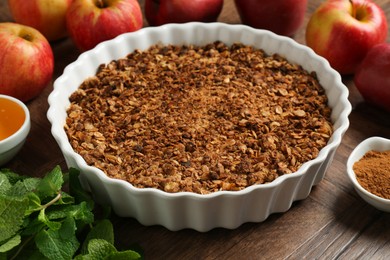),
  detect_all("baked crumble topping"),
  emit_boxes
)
[65,41,333,194]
